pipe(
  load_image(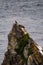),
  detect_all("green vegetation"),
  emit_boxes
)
[15,33,33,65]
[28,48,33,55]
[15,33,30,55]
